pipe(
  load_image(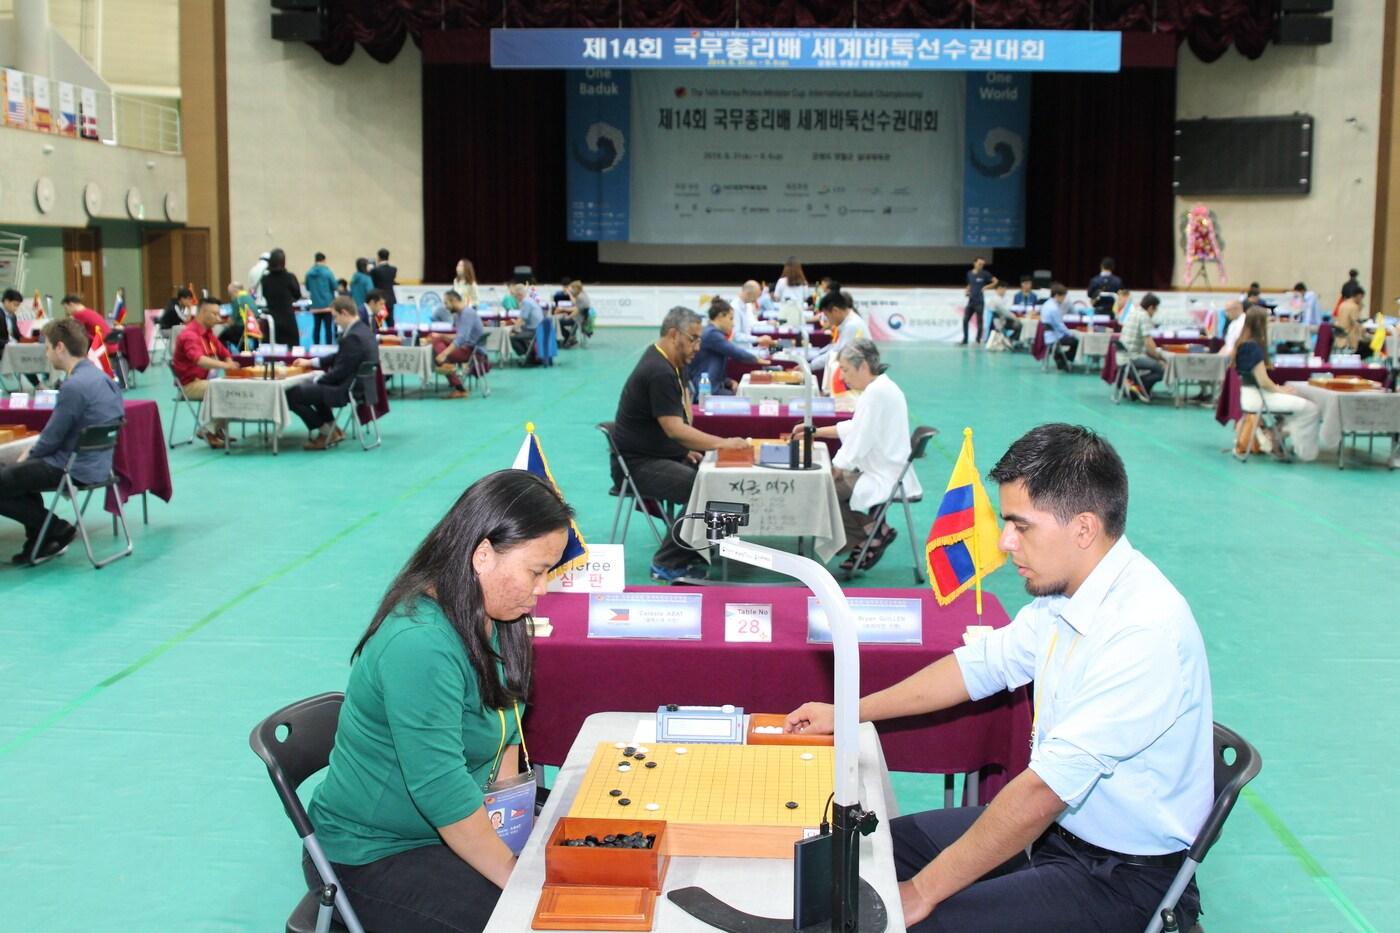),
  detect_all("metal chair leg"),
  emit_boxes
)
[902,498,923,584]
[609,493,627,543]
